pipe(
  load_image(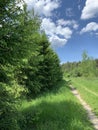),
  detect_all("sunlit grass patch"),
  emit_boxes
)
[19,80,94,130]
[71,77,98,116]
